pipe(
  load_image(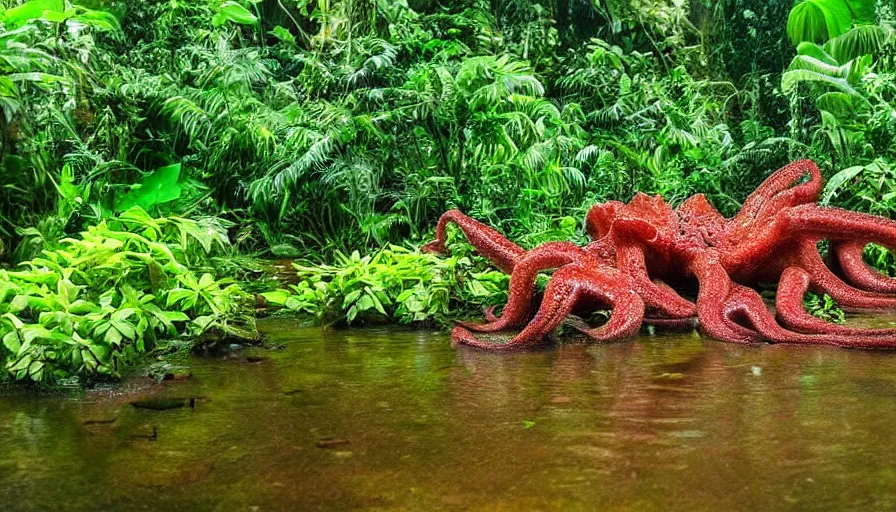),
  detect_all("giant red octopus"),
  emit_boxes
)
[422,160,896,350]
